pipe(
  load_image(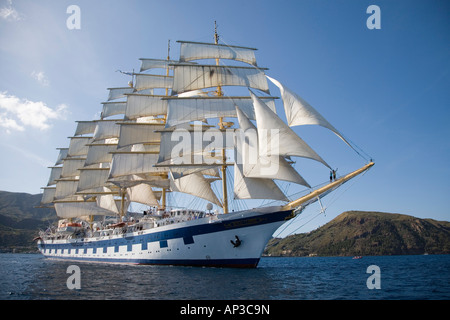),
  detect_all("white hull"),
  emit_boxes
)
[37,207,292,268]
